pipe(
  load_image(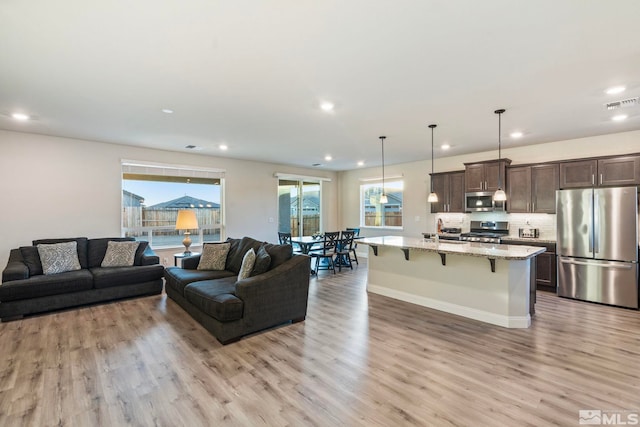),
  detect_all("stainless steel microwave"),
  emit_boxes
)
[465,192,505,212]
